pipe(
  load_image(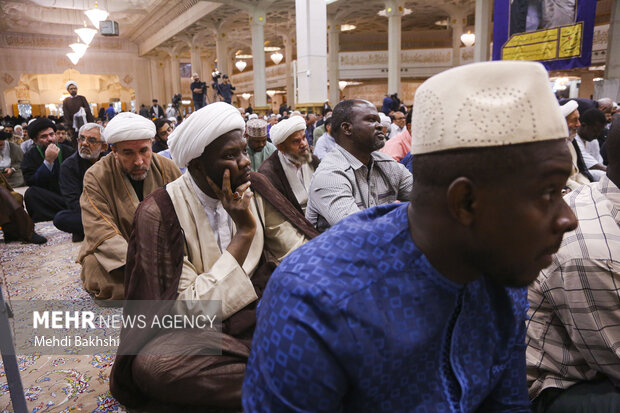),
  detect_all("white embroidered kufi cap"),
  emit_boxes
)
[411,61,568,155]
